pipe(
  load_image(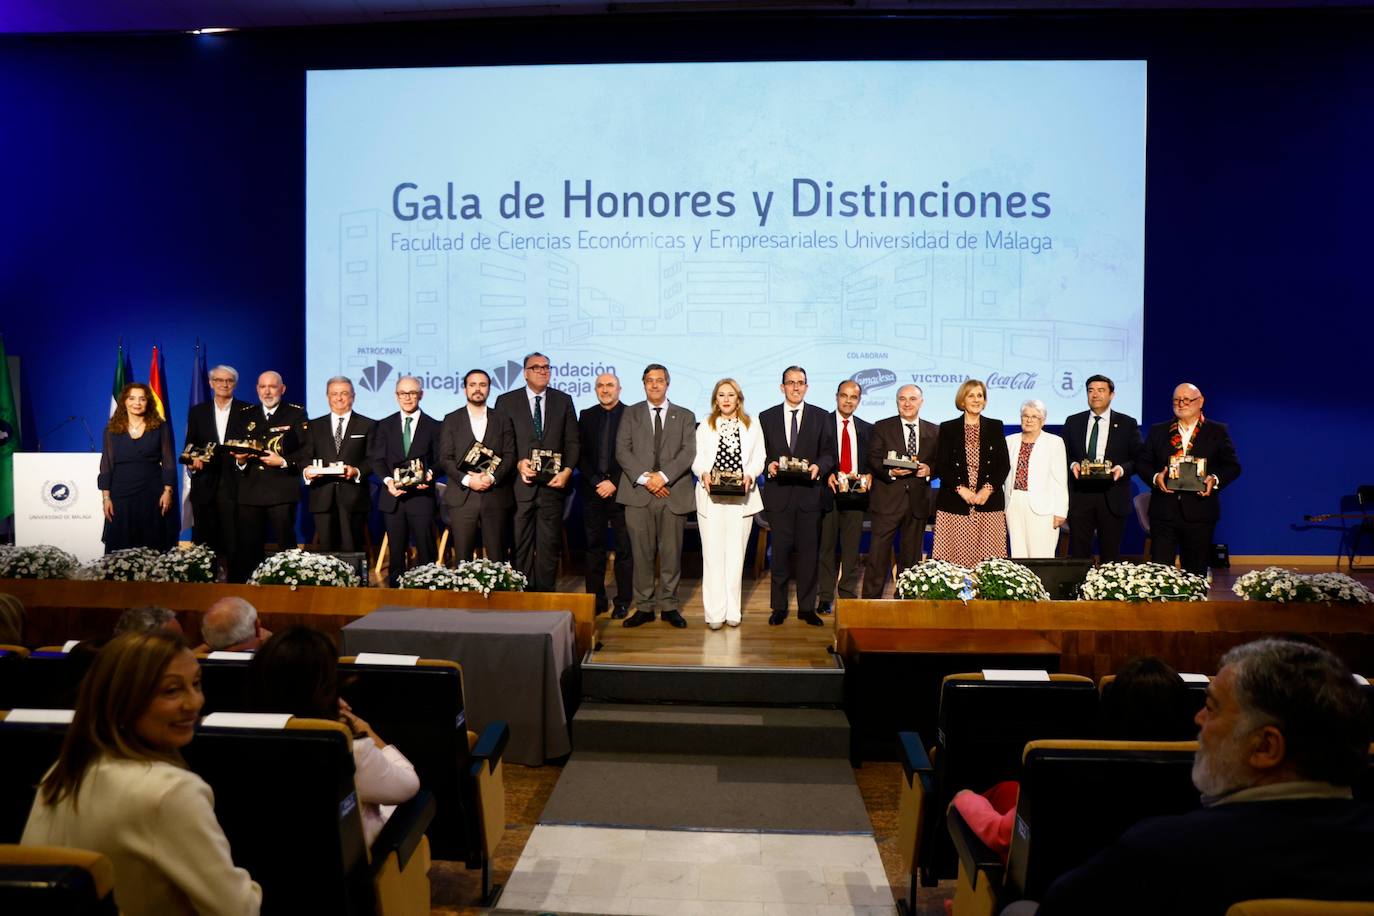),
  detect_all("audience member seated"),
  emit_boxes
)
[20,631,261,916]
[245,626,419,845]
[952,656,1199,863]
[195,597,271,653]
[0,593,23,645]
[1033,639,1374,914]
[112,605,183,639]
